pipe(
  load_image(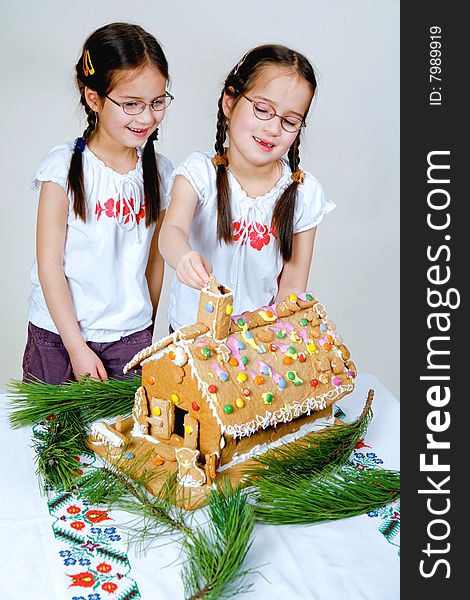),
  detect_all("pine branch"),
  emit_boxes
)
[7,376,140,428]
[79,456,193,541]
[243,389,374,481]
[182,480,256,600]
[33,410,89,491]
[253,463,400,525]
